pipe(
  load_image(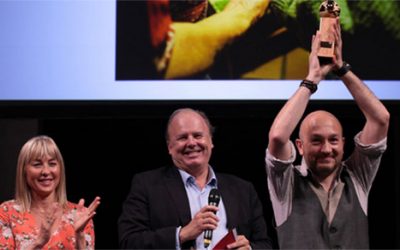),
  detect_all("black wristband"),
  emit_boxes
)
[299,79,317,94]
[333,61,351,77]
